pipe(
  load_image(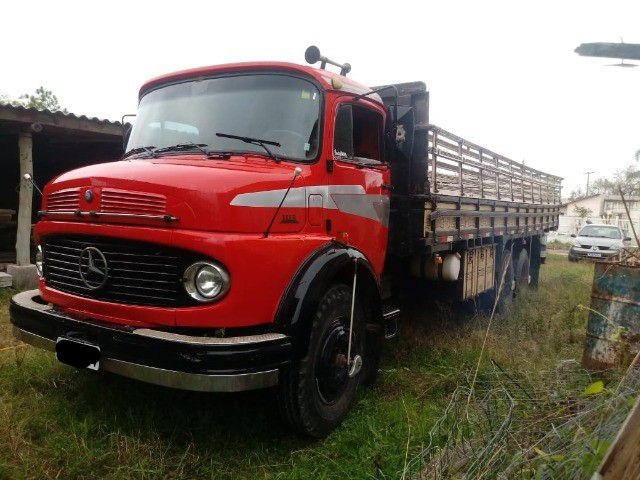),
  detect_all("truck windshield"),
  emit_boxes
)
[578,225,622,239]
[127,74,321,162]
